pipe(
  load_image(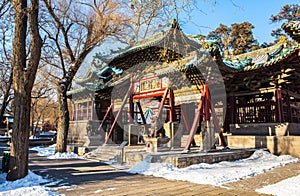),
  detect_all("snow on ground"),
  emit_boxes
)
[0,144,83,196]
[256,174,300,196]
[31,145,83,159]
[0,171,60,196]
[1,145,300,196]
[128,149,300,195]
[31,145,56,157]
